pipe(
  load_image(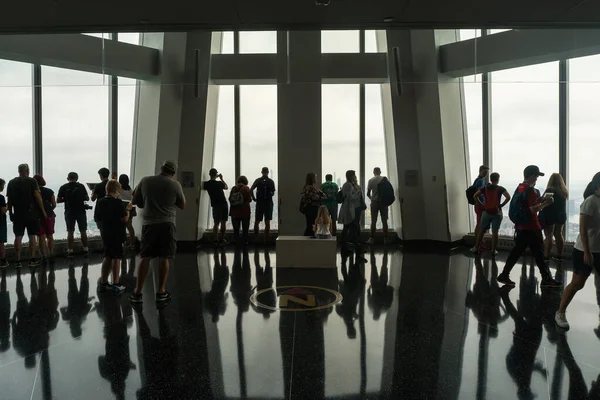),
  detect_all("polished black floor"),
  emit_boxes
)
[1,246,600,399]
